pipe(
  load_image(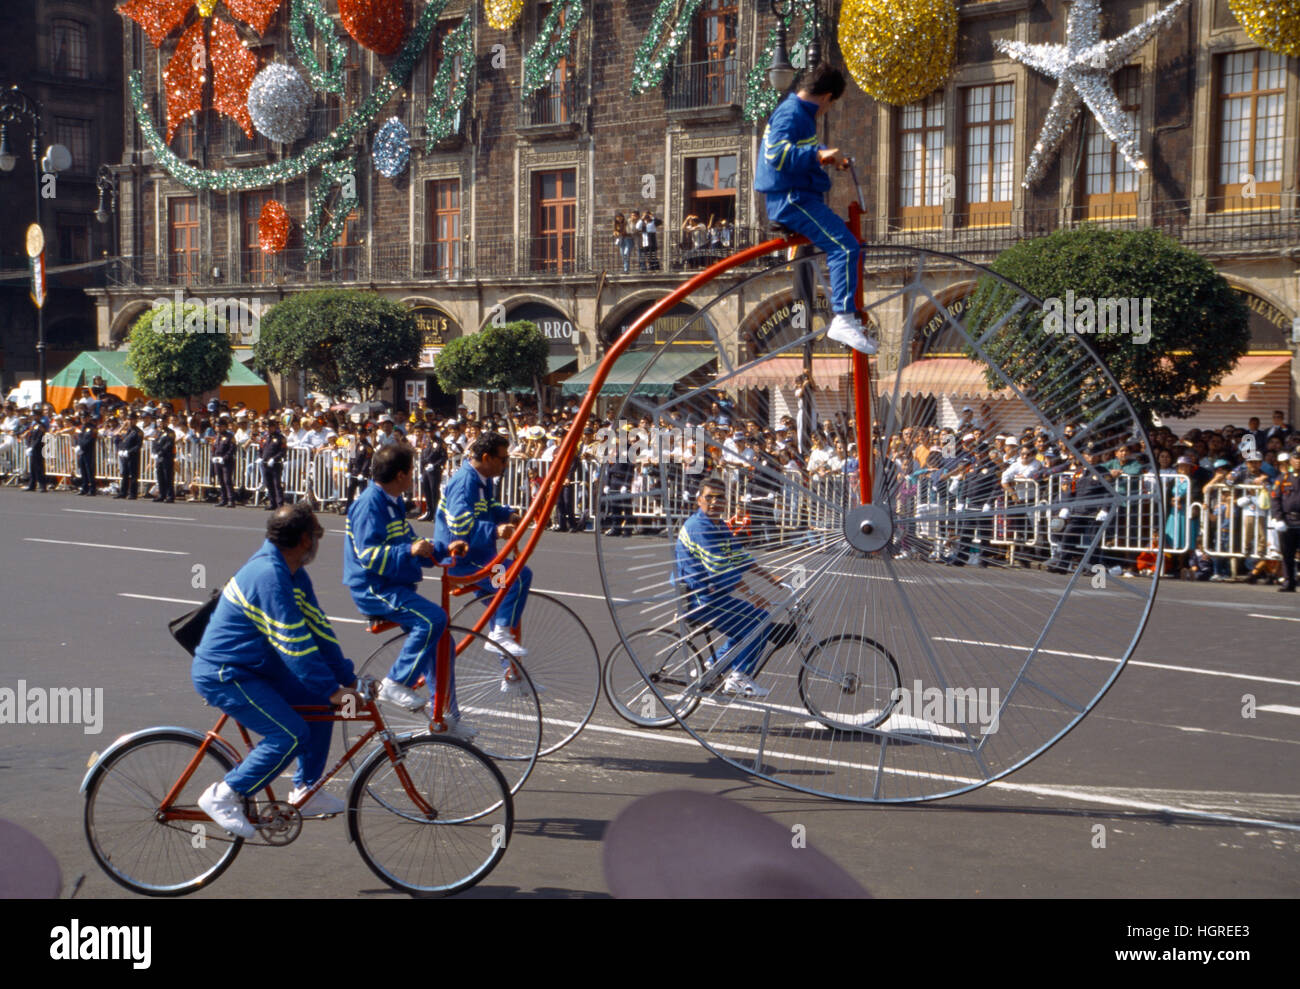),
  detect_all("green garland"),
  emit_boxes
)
[128,0,442,190]
[290,0,347,95]
[426,14,474,144]
[521,0,584,97]
[743,0,816,123]
[629,0,704,95]
[304,155,360,261]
